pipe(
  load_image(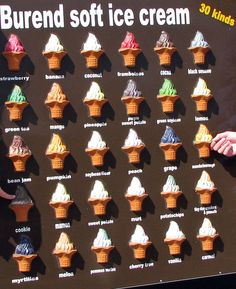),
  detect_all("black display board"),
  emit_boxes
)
[0,1,236,288]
